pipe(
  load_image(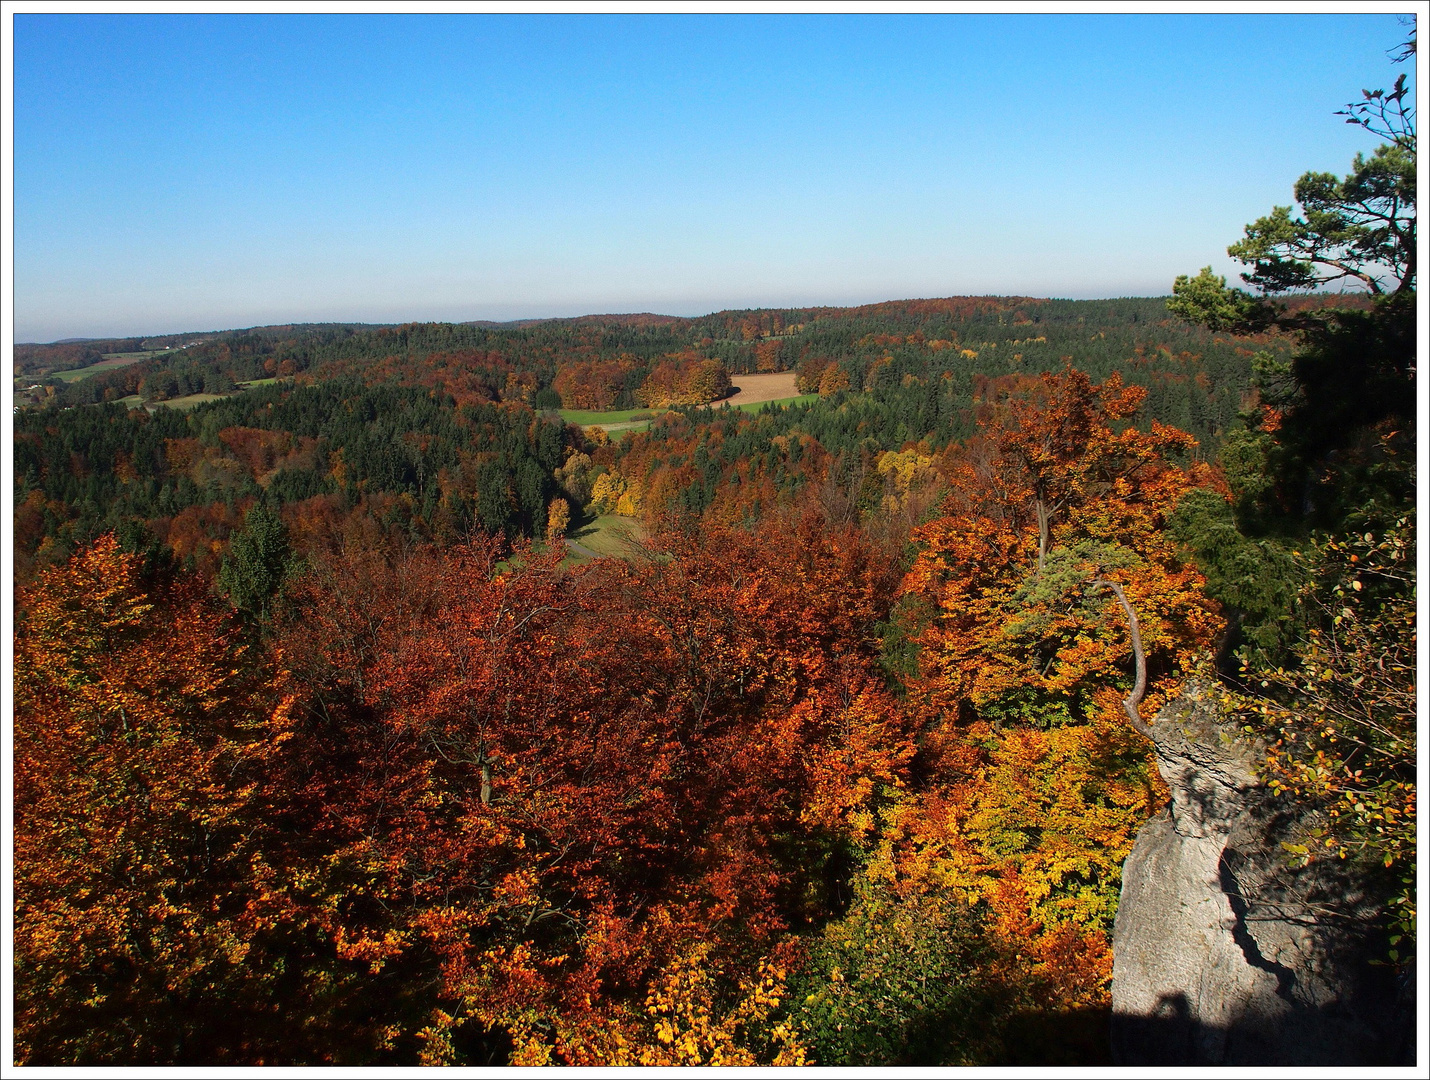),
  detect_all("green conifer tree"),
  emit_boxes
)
[218,503,295,622]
